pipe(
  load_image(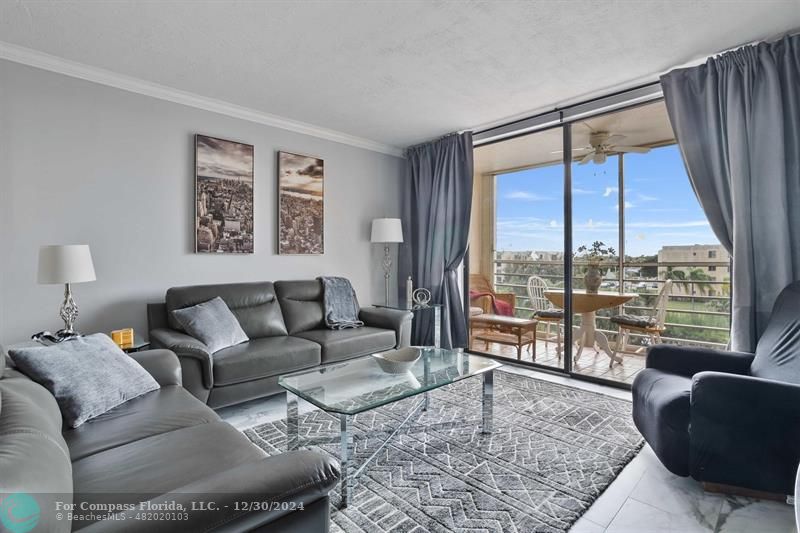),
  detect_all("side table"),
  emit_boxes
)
[373,302,442,348]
